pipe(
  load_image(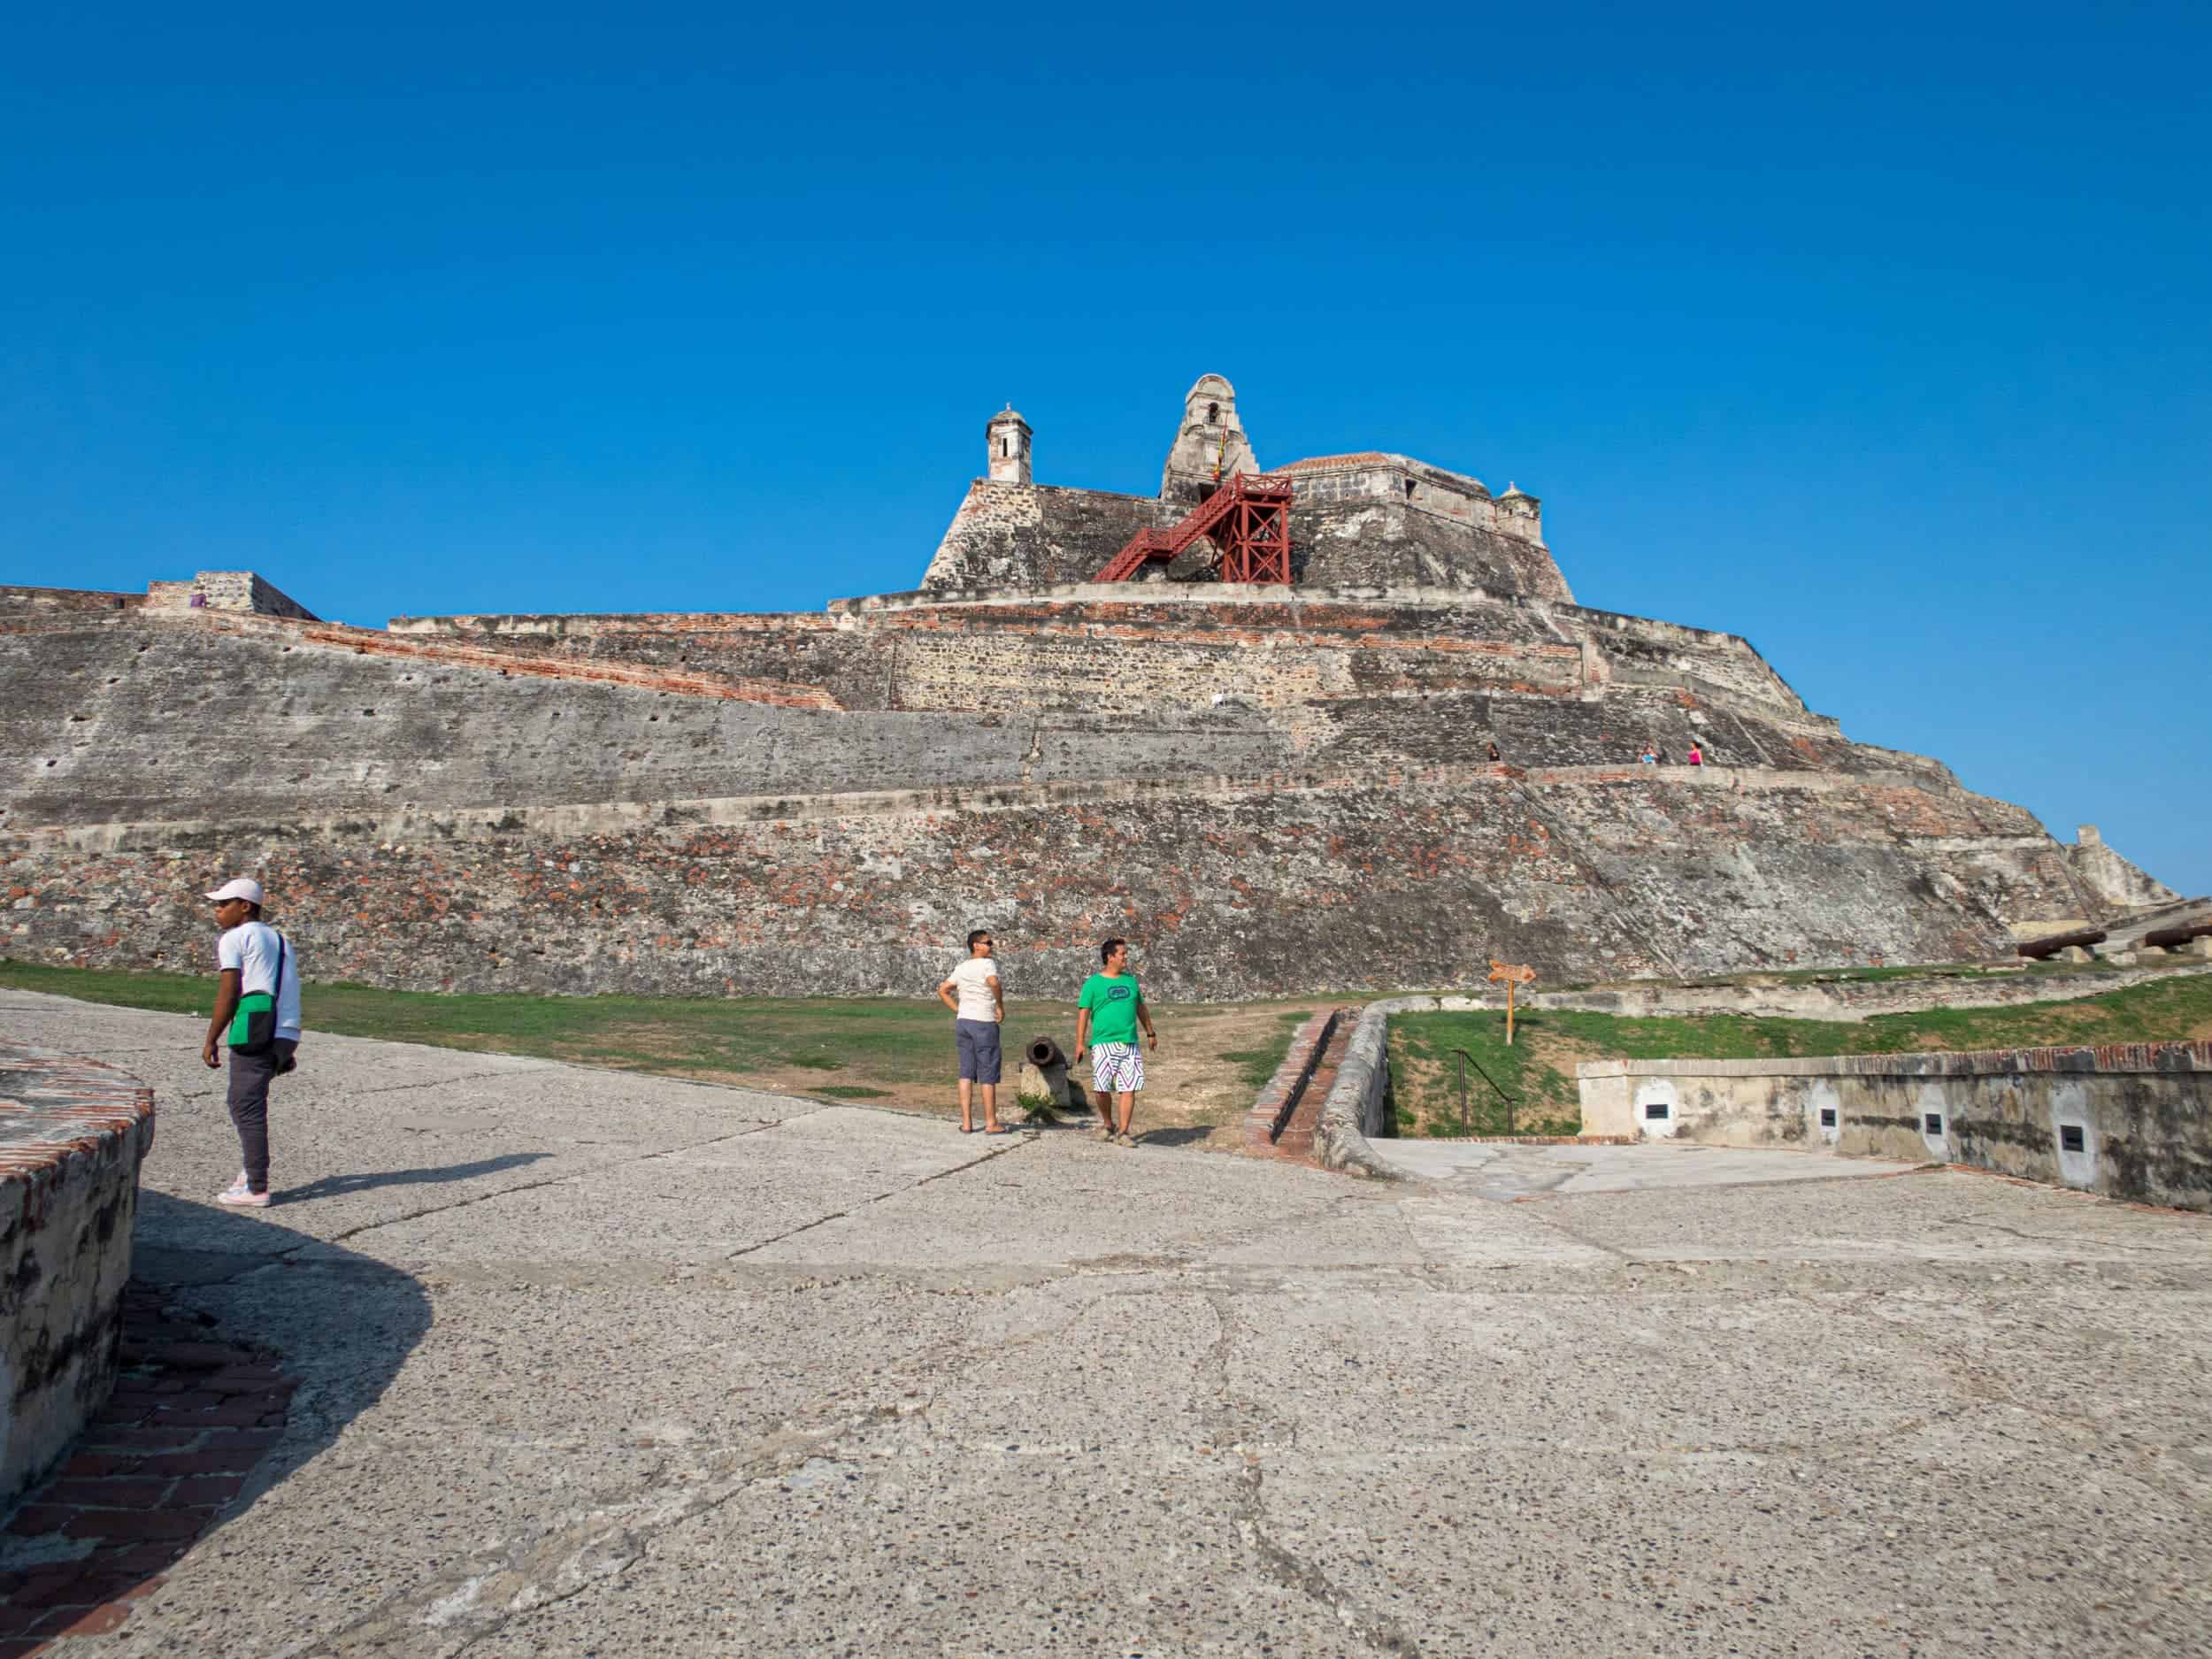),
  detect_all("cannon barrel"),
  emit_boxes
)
[2141,920,2212,950]
[2016,926,2108,960]
[1022,1036,1079,1114]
